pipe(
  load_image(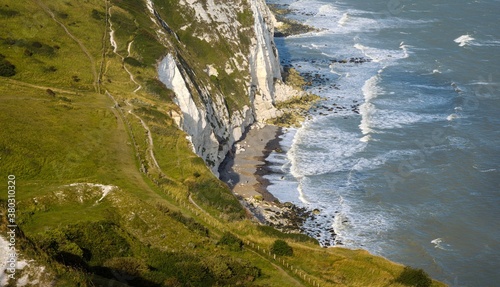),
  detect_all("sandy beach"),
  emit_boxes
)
[219,123,311,232]
[219,123,281,201]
